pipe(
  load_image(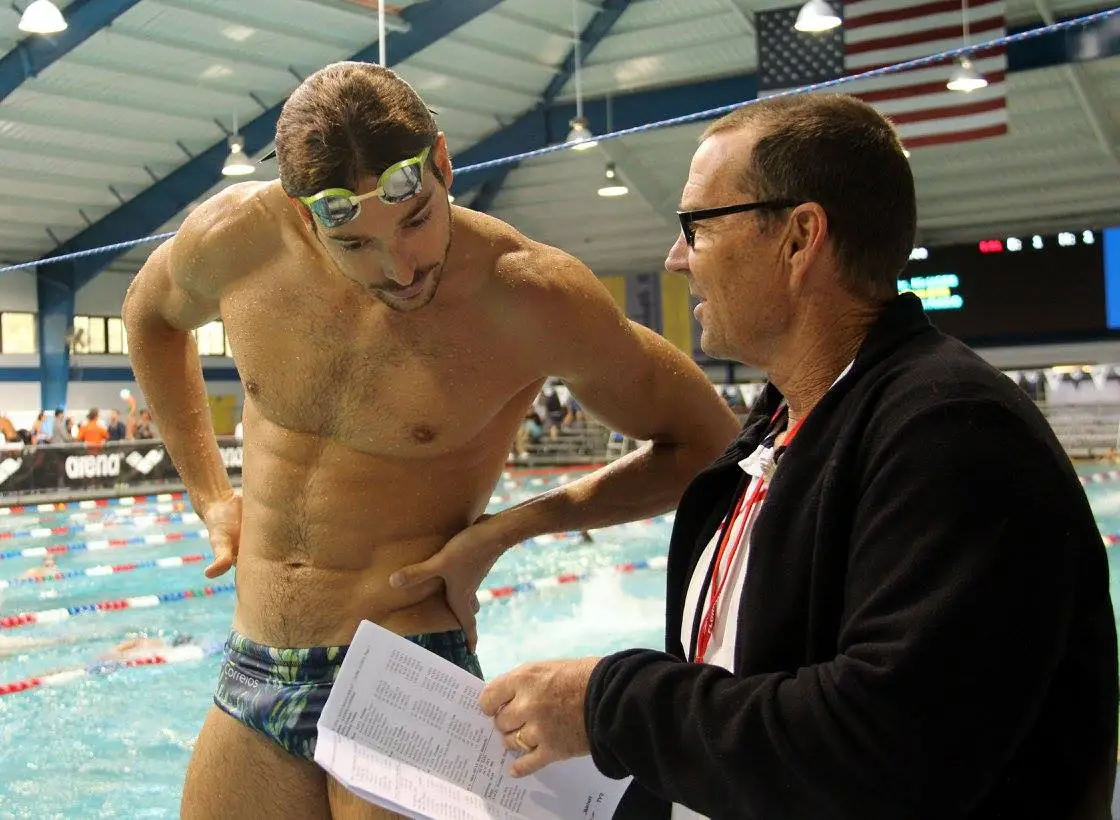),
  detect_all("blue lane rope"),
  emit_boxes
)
[0,6,1115,277]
